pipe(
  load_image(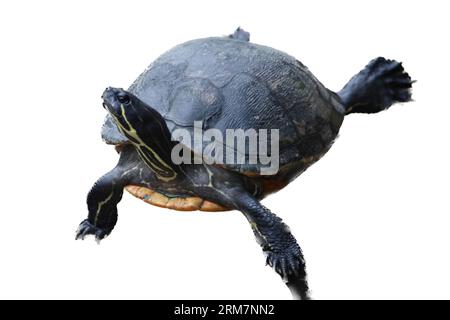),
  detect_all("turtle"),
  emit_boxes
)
[76,27,413,299]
